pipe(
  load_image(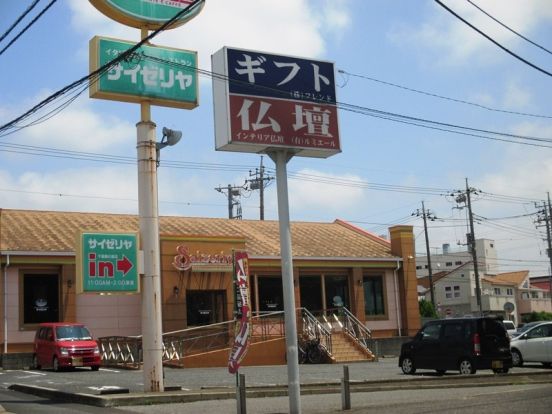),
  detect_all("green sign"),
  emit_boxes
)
[90,36,198,109]
[89,0,205,29]
[77,232,139,294]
